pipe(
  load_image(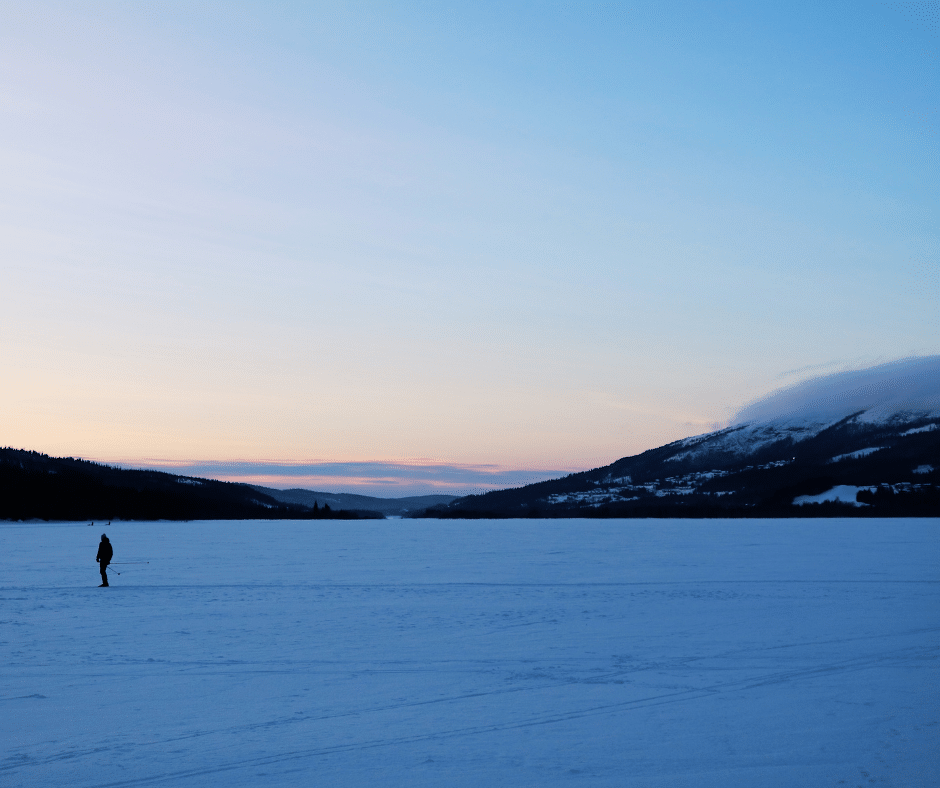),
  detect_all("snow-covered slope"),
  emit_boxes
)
[667,355,940,464]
